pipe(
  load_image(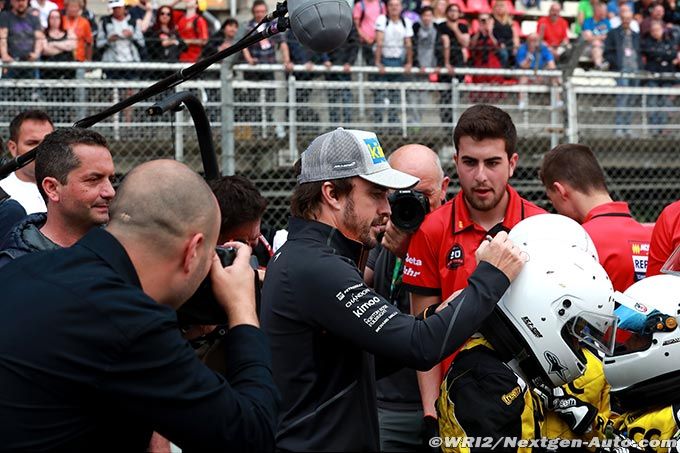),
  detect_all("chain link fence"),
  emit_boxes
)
[1,61,678,227]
